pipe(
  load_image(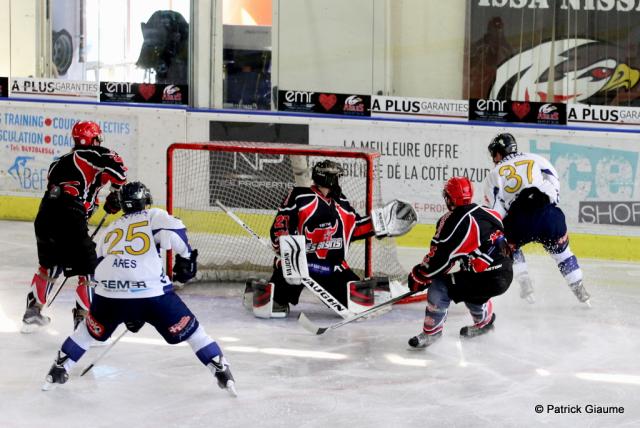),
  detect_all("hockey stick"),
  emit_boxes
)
[214,199,354,319]
[45,212,109,309]
[80,328,128,376]
[298,289,421,335]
